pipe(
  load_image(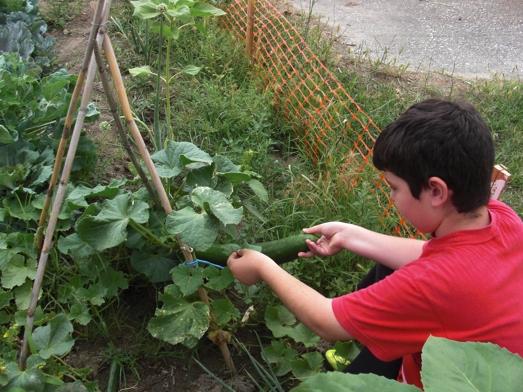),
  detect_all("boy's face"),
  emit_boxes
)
[384,171,439,234]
